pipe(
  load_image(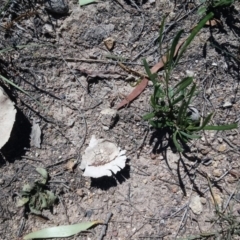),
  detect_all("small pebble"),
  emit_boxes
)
[112,231,118,237]
[151,176,156,181]
[76,189,84,197]
[206,88,212,95]
[201,148,210,155]
[97,189,102,195]
[214,155,222,161]
[159,155,164,160]
[212,161,218,168]
[186,70,194,77]
[158,172,165,178]
[42,23,54,33]
[150,152,157,159]
[133,182,138,188]
[210,193,222,206]
[143,179,148,184]
[85,210,93,218]
[116,206,122,213]
[171,186,178,193]
[200,197,207,205]
[223,101,232,108]
[213,169,222,177]
[217,144,227,152]
[189,195,203,215]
